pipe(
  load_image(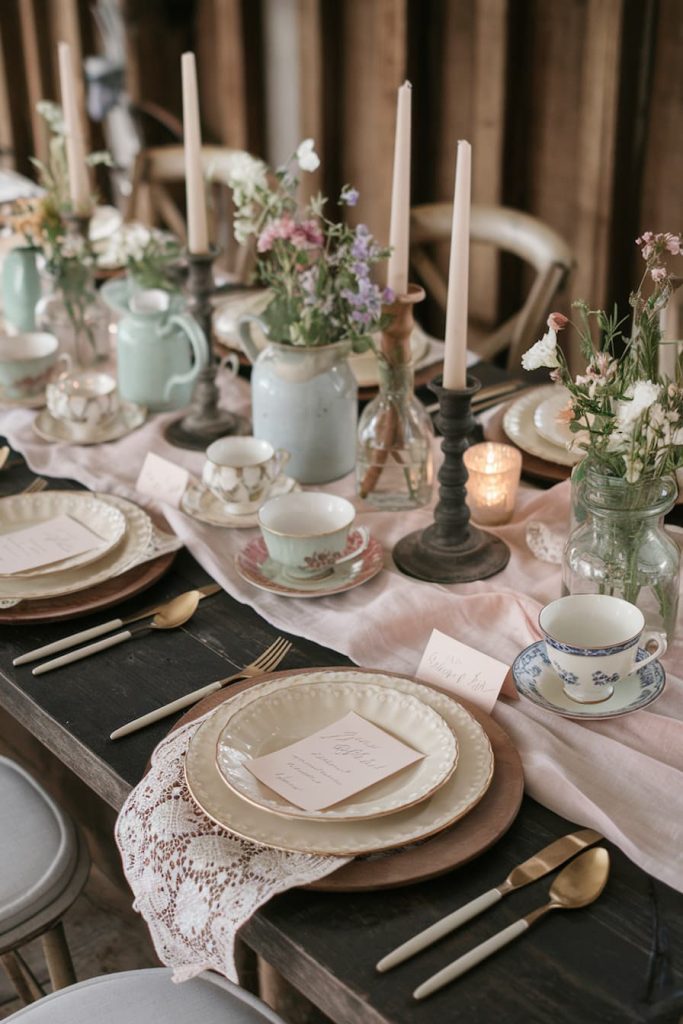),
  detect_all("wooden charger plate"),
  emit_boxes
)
[173,667,524,892]
[0,551,177,624]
